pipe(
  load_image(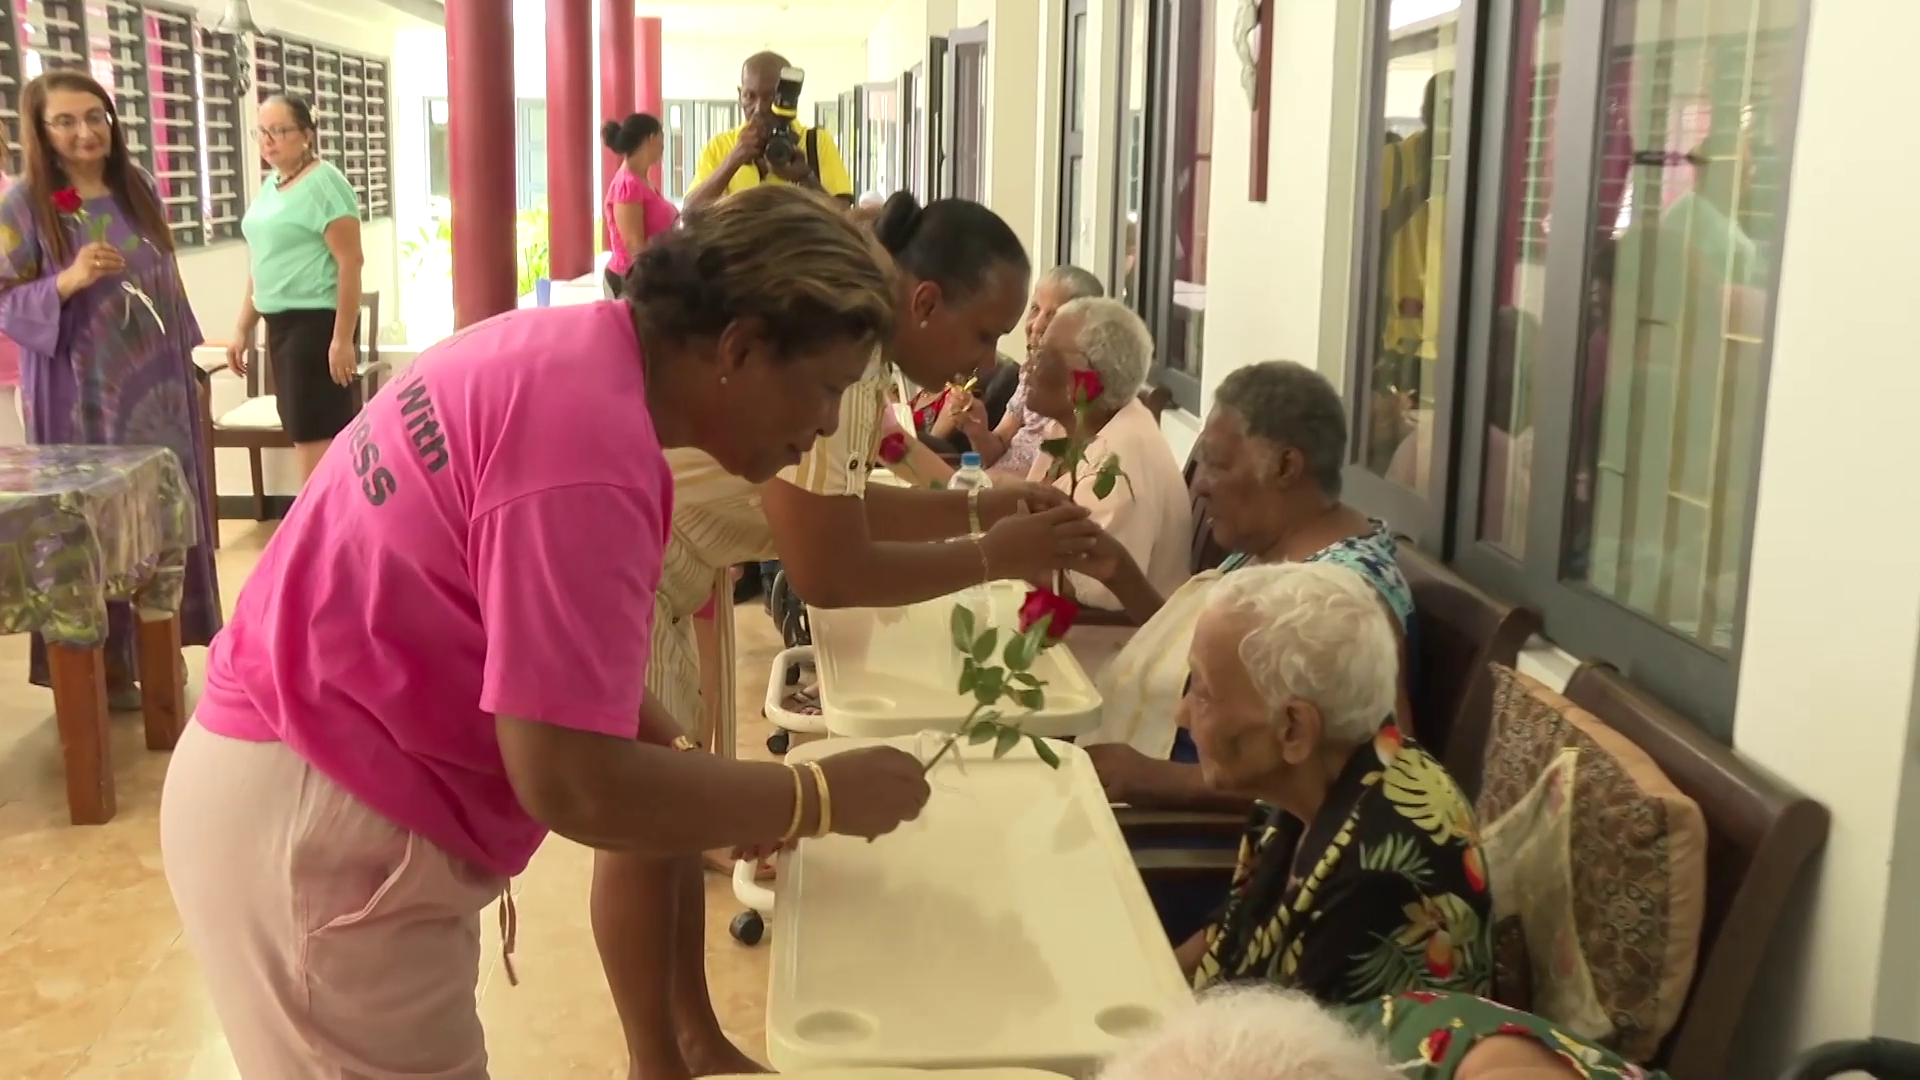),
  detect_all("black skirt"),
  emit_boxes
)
[263,308,359,442]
